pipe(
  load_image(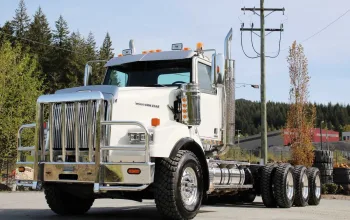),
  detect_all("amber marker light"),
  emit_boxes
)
[196,42,203,50]
[127,168,141,175]
[151,118,160,127]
